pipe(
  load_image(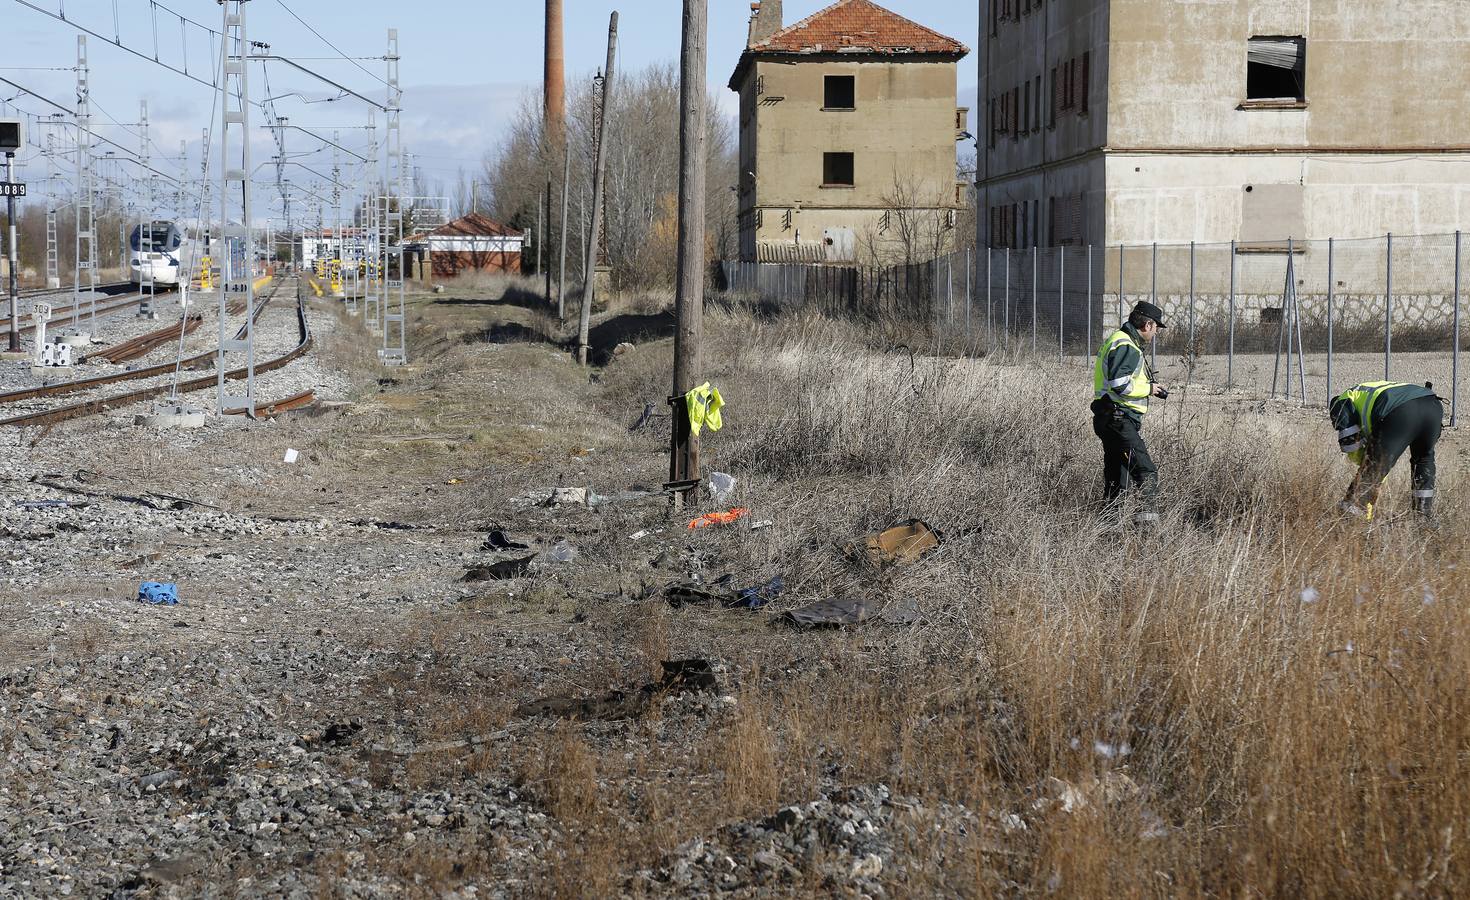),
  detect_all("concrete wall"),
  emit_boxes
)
[979,0,1470,251]
[979,0,1111,246]
[1106,152,1470,246]
[1110,0,1470,150]
[736,56,964,263]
